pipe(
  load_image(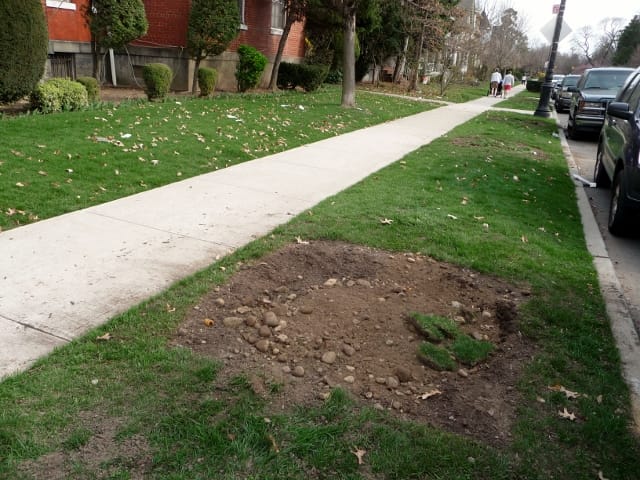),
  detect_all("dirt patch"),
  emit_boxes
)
[18,413,152,480]
[172,240,533,447]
